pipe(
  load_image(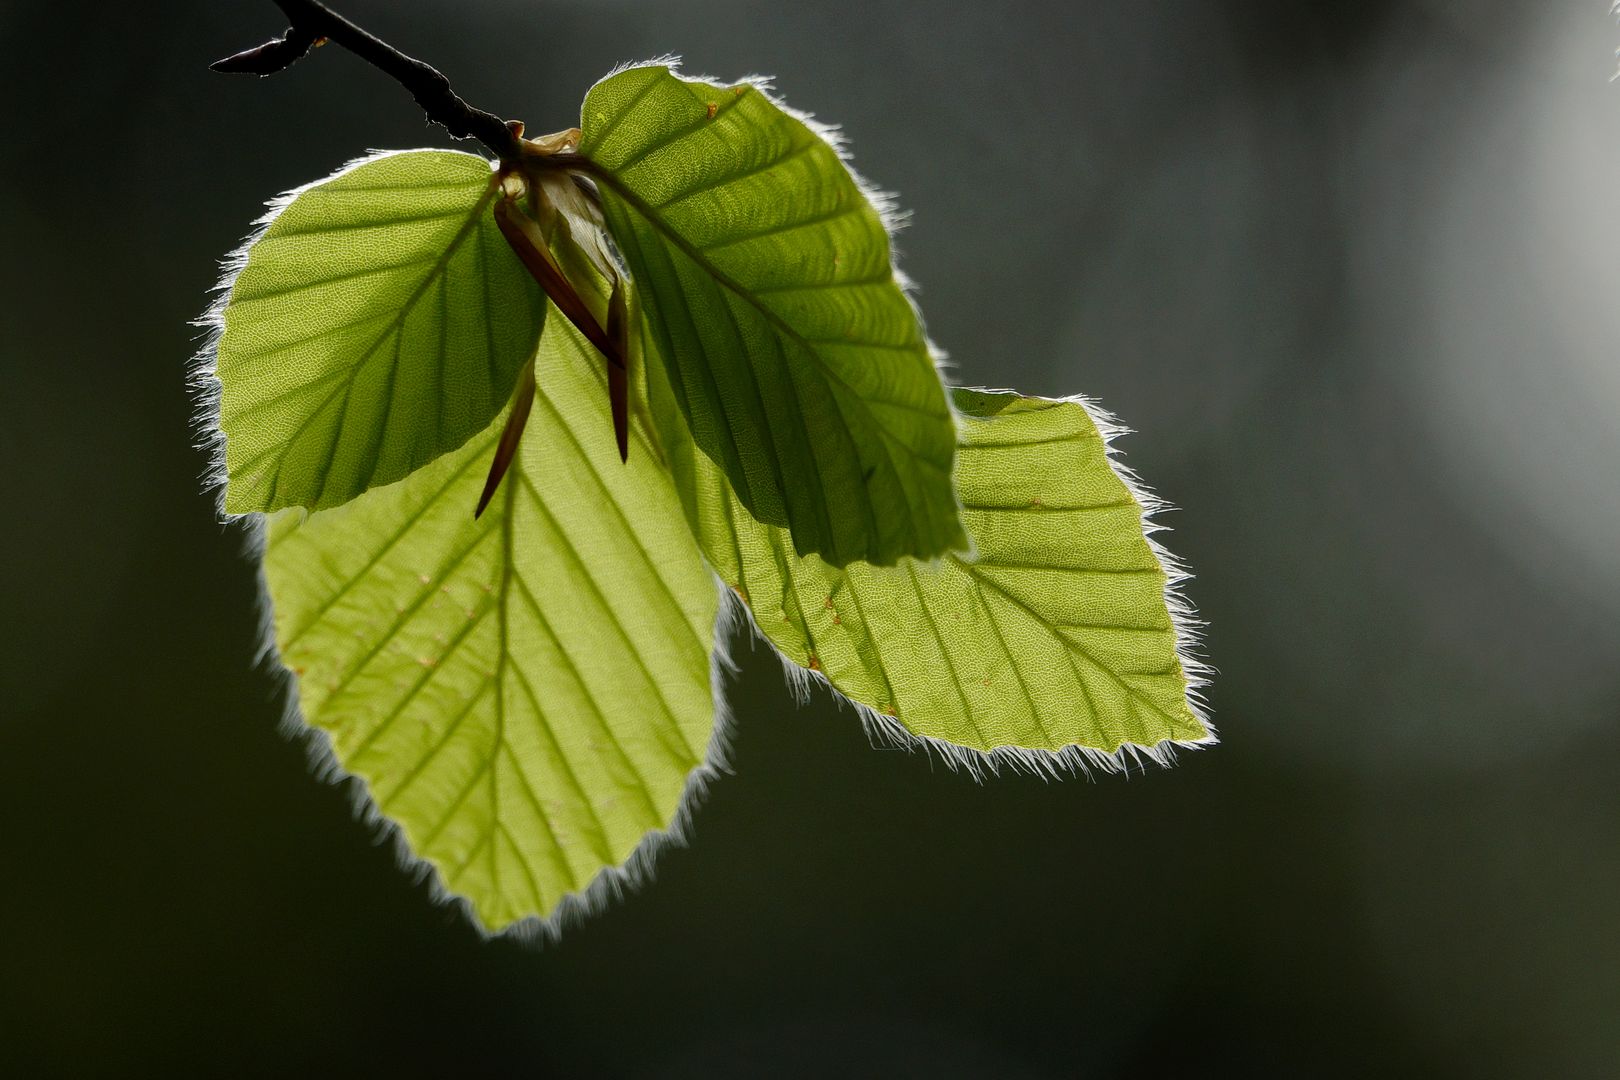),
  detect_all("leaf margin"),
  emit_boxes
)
[190,147,543,523]
[576,57,968,568]
[249,526,743,940]
[226,316,745,943]
[700,385,1217,781]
